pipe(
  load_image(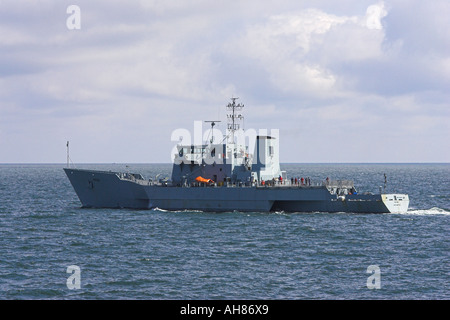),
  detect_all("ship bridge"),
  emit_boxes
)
[171,98,283,186]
